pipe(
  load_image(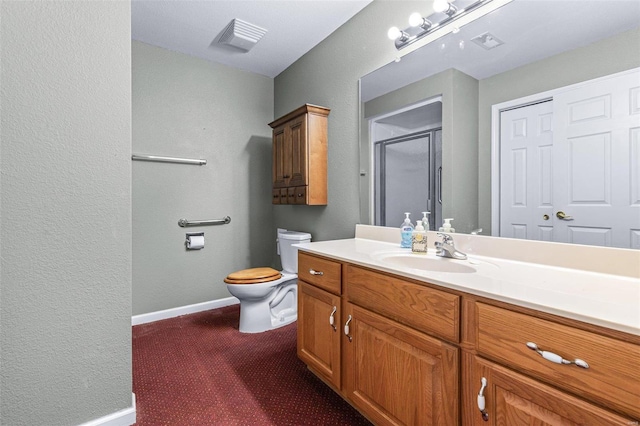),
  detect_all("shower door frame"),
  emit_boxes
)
[374,128,442,228]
